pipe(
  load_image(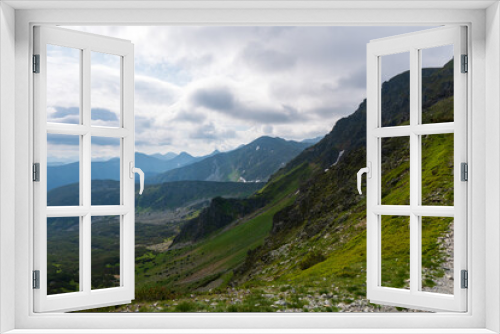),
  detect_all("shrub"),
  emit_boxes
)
[299,251,326,270]
[175,301,197,312]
